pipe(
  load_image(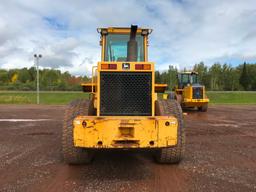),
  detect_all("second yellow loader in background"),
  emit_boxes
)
[166,71,209,112]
